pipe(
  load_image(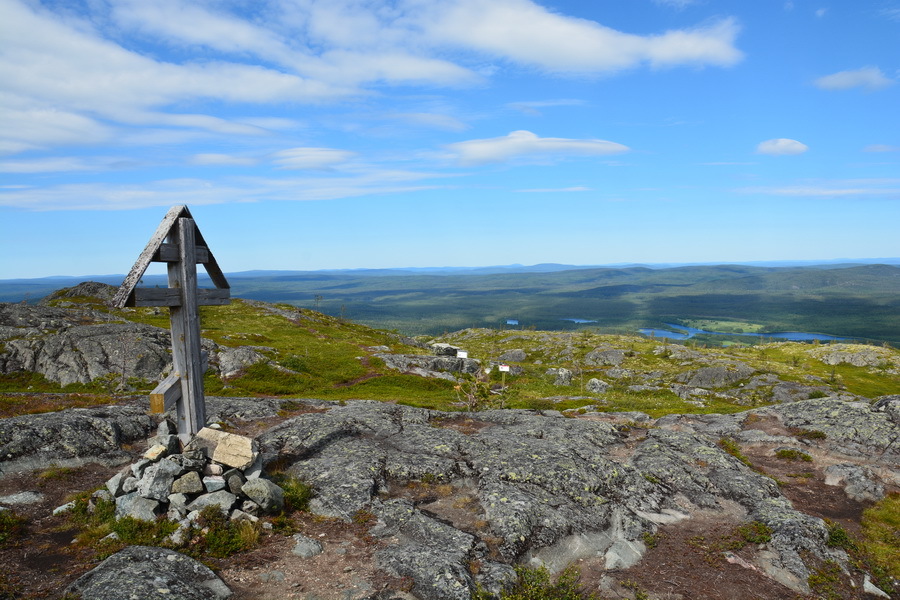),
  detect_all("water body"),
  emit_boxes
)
[562,318,598,324]
[639,323,848,343]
